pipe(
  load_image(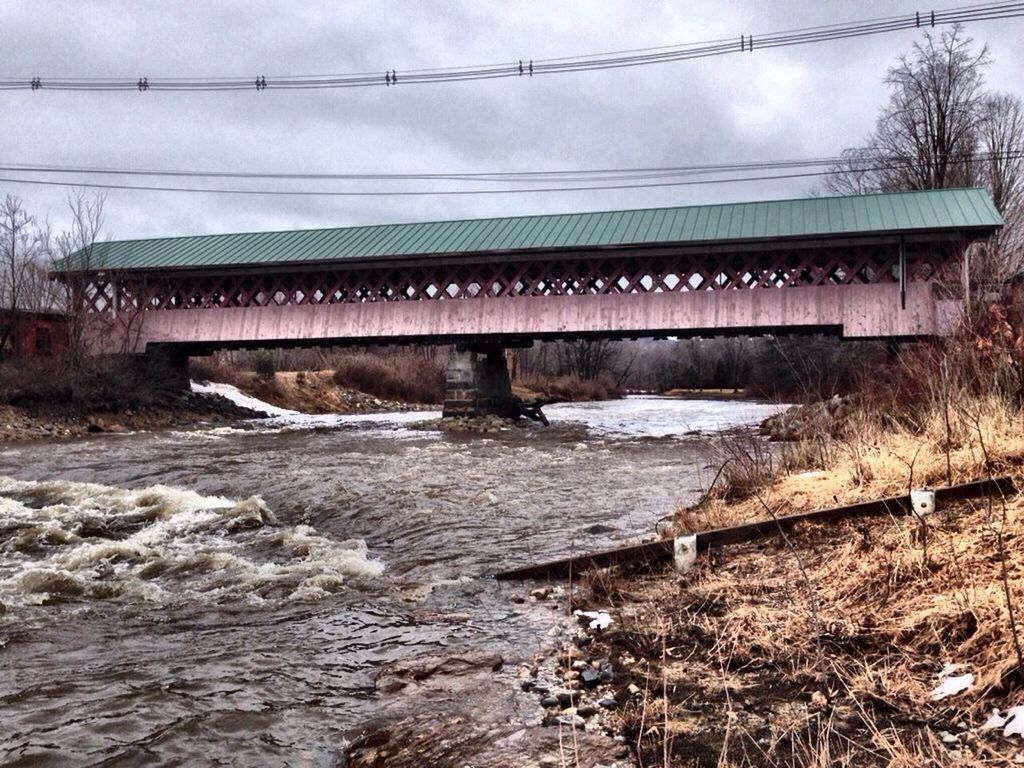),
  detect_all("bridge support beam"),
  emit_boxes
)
[442,345,516,419]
